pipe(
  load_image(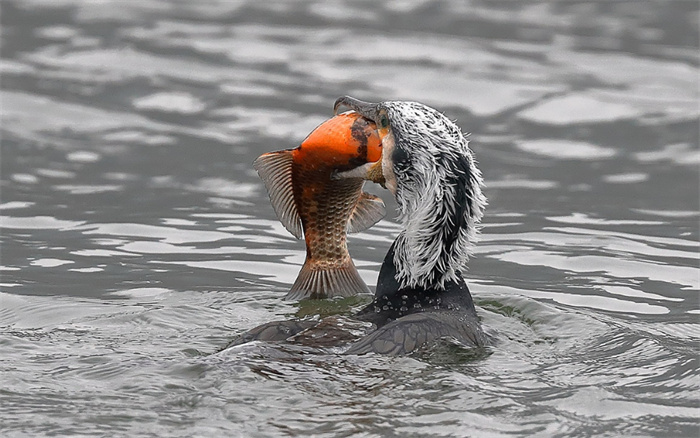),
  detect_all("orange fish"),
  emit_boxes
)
[254,112,384,300]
